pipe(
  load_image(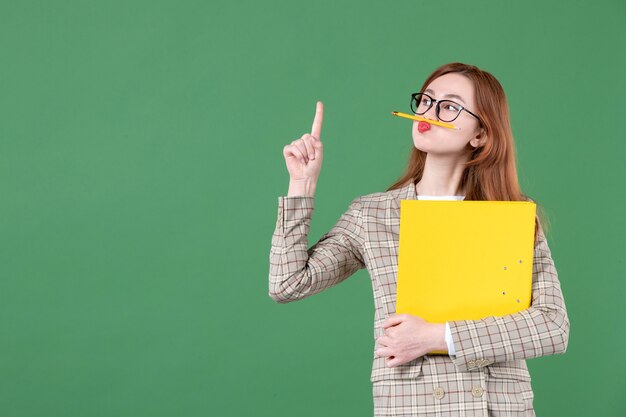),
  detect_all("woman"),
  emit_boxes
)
[268,62,569,417]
